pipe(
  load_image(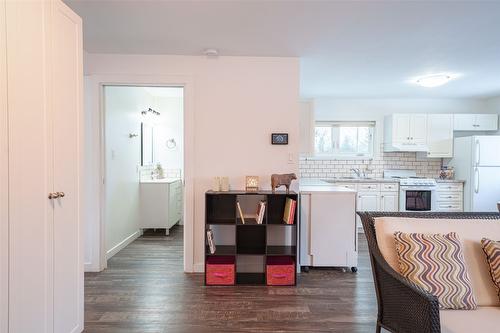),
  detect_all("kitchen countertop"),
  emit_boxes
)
[140,178,182,184]
[300,178,465,185]
[435,179,465,183]
[300,185,357,193]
